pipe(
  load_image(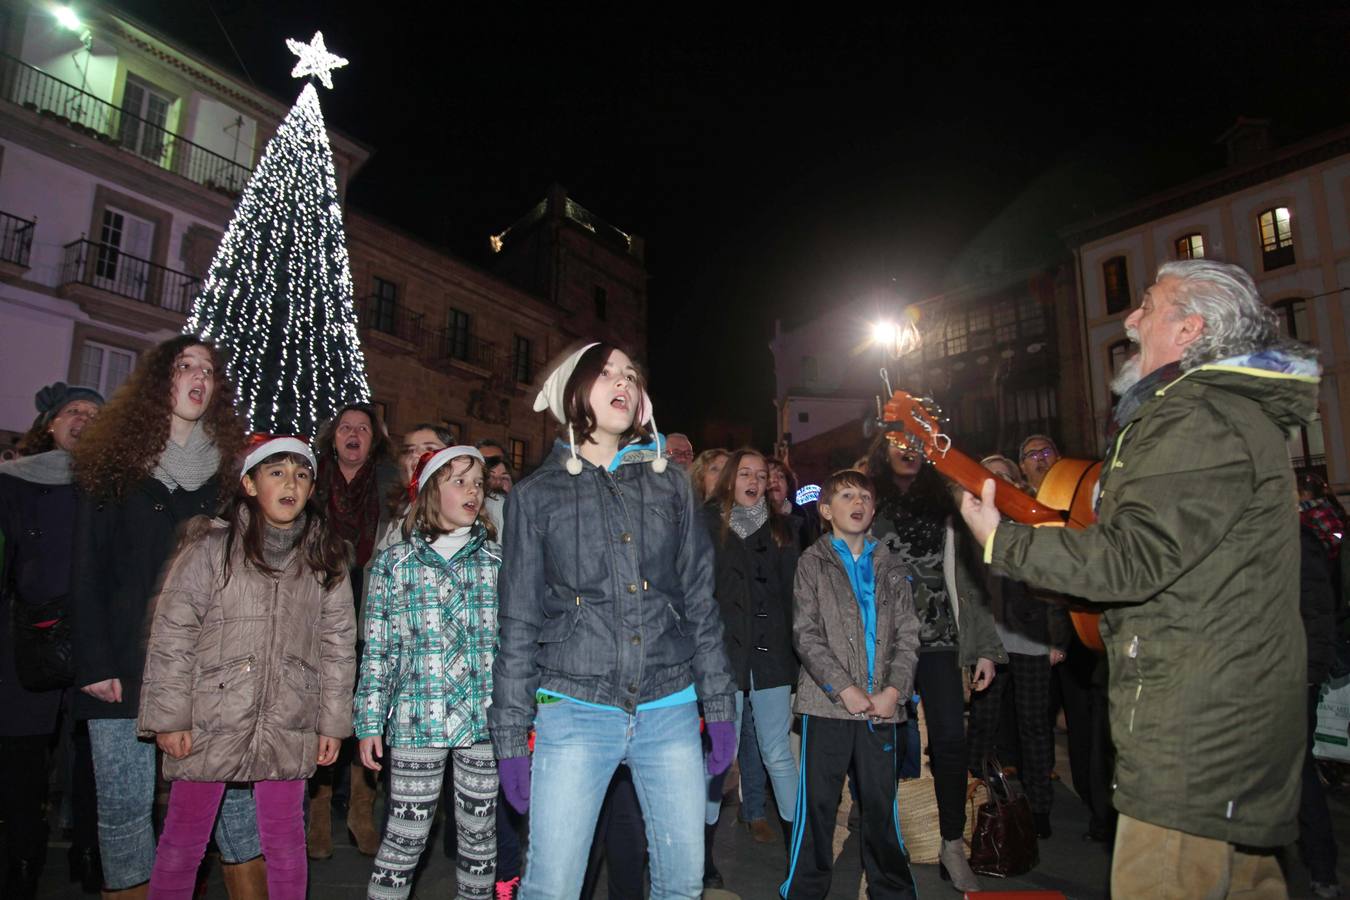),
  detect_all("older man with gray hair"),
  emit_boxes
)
[961,259,1321,897]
